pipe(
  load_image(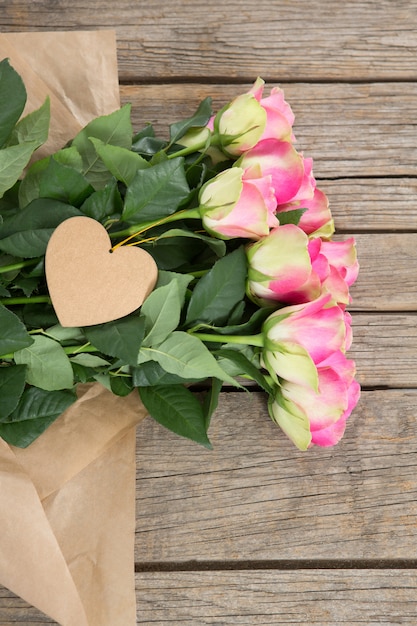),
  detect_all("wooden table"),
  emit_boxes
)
[1,1,417,623]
